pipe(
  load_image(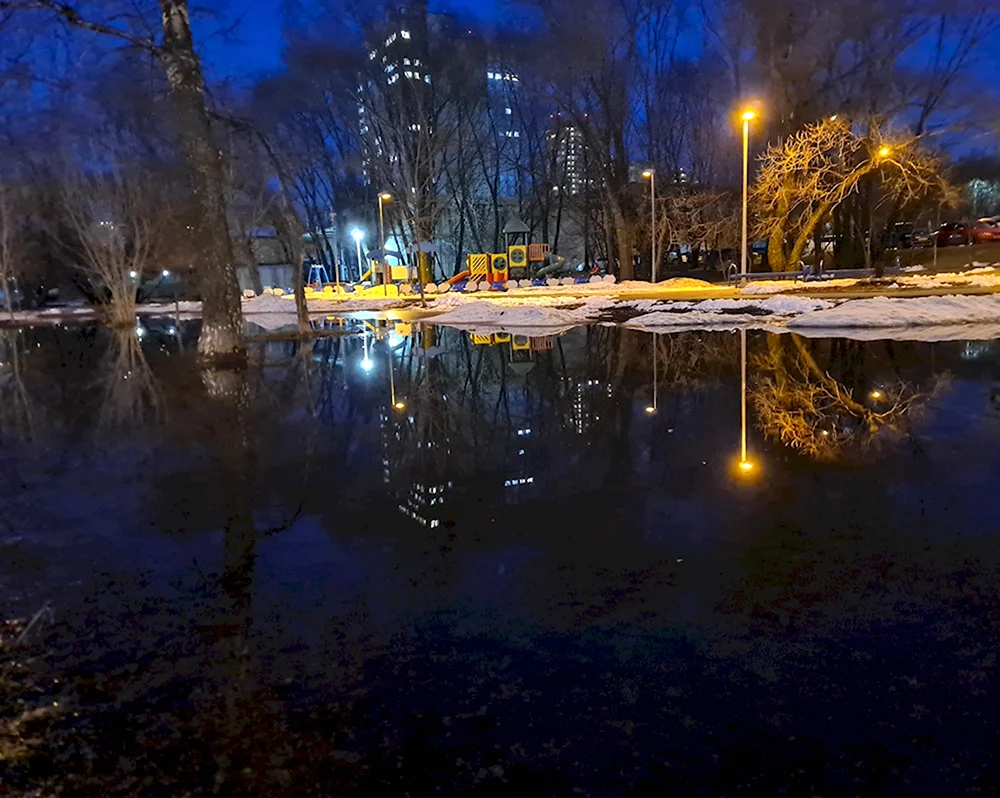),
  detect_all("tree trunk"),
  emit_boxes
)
[159,0,243,362]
